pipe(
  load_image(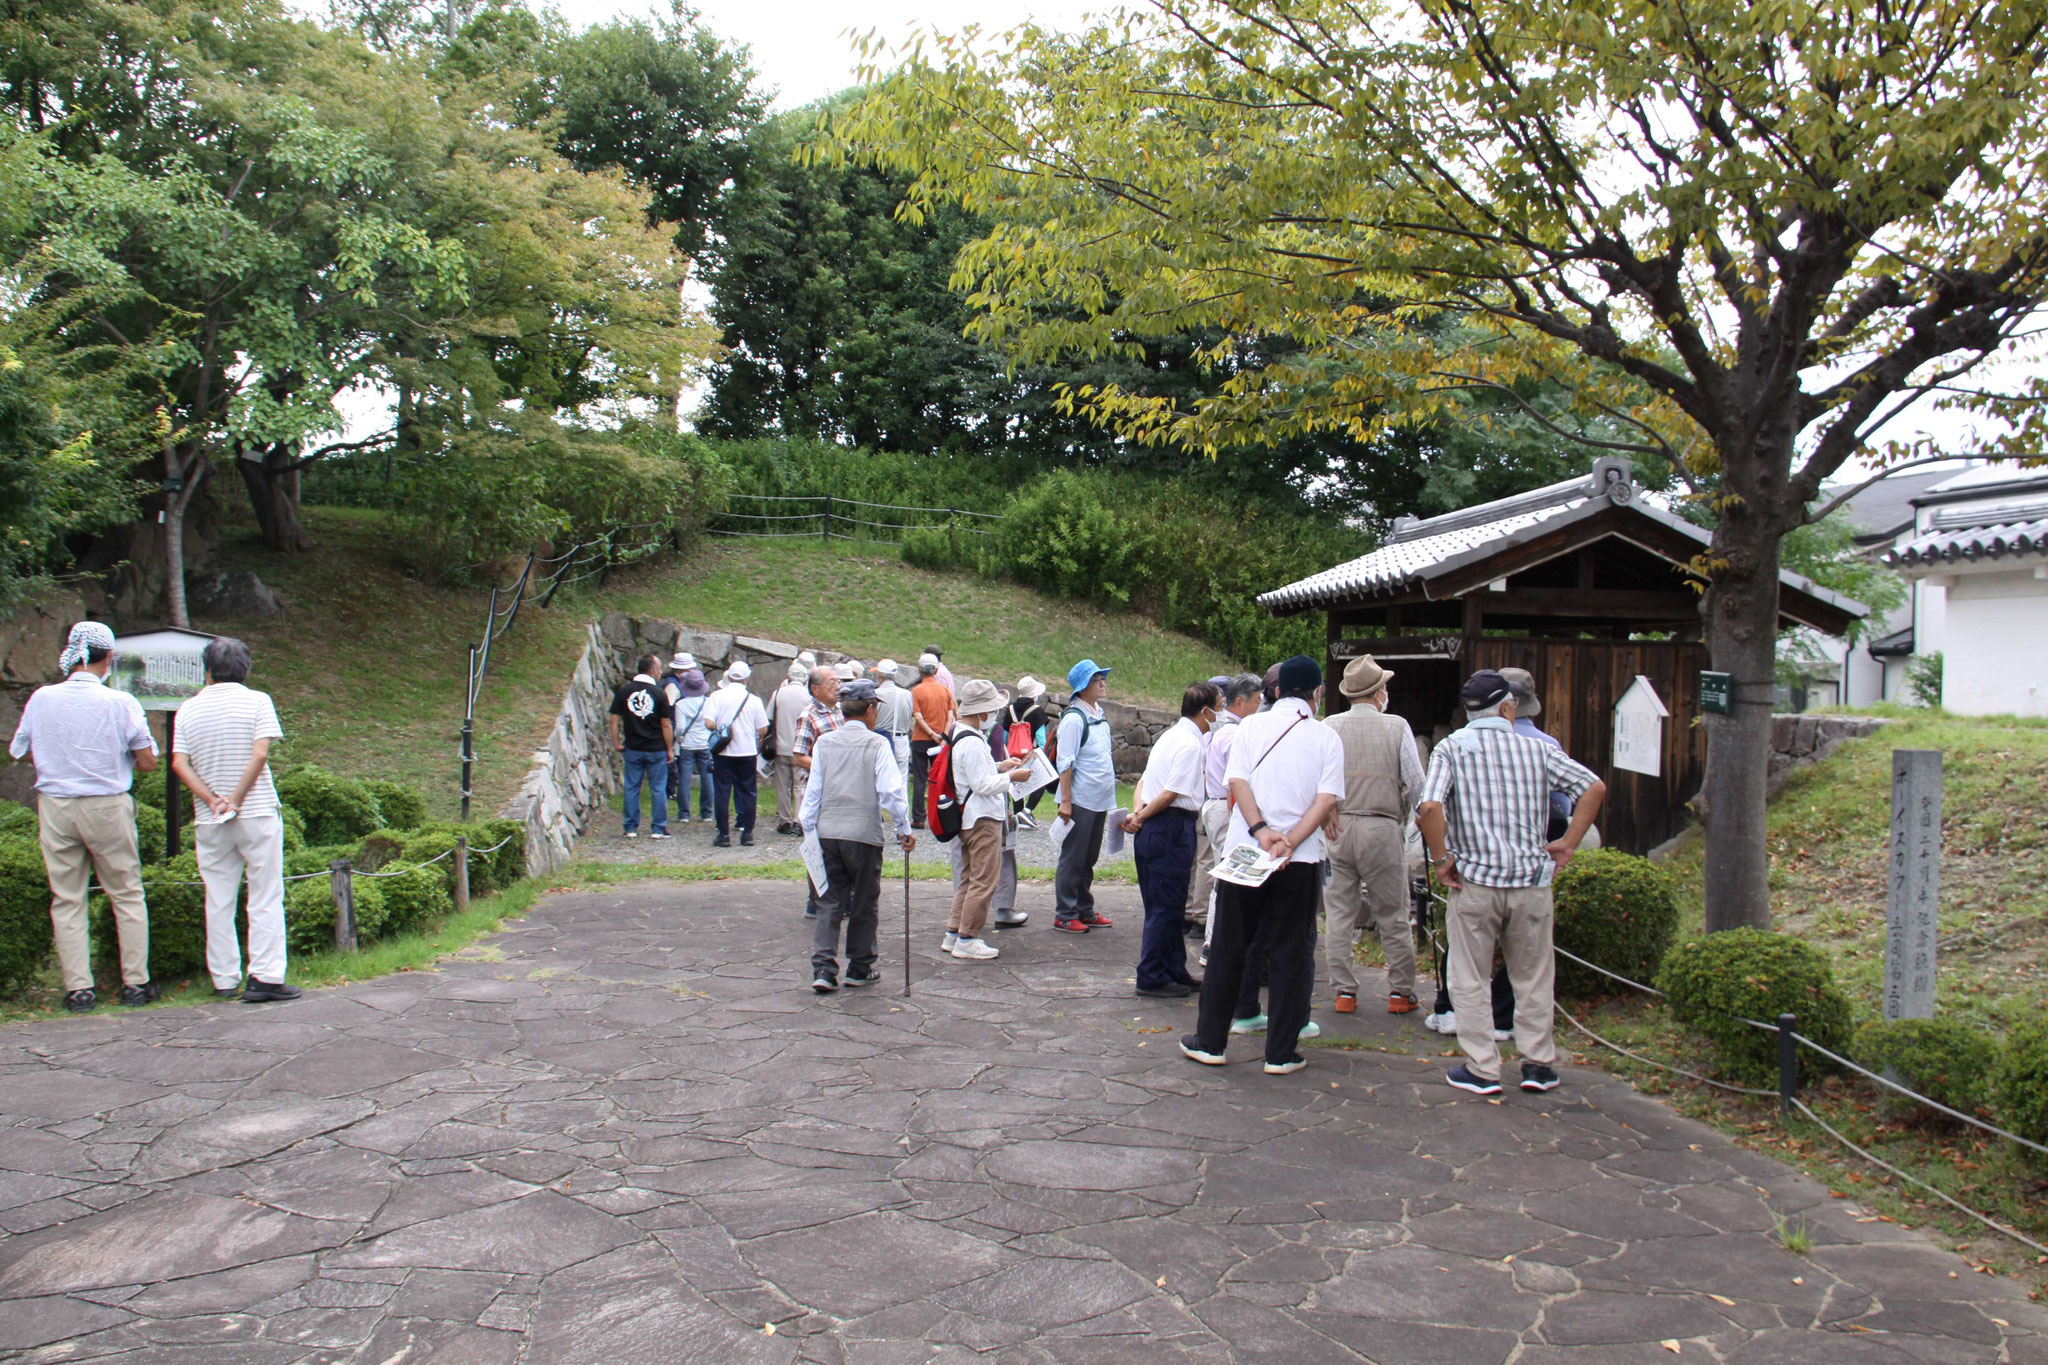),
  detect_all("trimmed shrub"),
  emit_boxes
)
[1656,929,1854,1083]
[376,863,453,935]
[131,766,167,811]
[135,802,166,866]
[0,834,54,993]
[1854,1017,1998,1123]
[275,767,384,846]
[105,854,213,982]
[407,821,524,895]
[365,780,427,831]
[1996,1014,2048,1168]
[1552,850,1678,1000]
[0,799,37,837]
[284,875,386,957]
[280,804,307,853]
[478,819,525,888]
